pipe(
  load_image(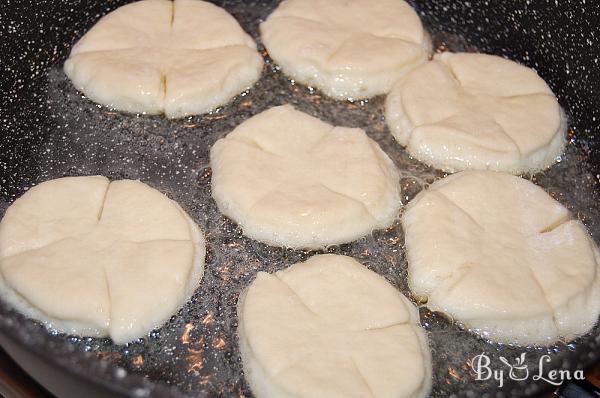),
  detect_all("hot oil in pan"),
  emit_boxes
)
[2,6,600,398]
